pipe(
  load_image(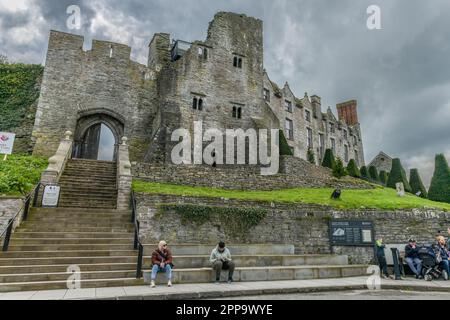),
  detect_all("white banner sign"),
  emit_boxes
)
[42,185,61,207]
[0,132,15,155]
